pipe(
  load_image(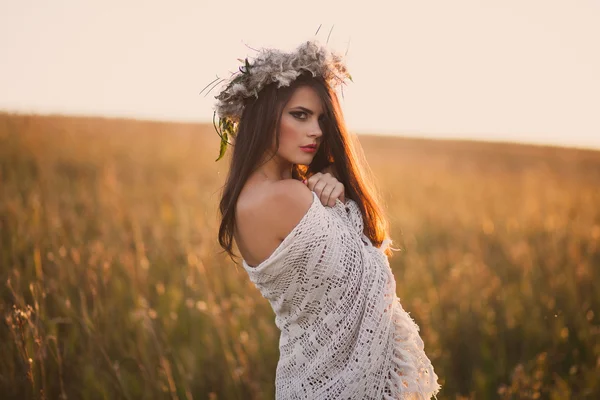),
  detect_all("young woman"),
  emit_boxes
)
[213,40,440,399]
